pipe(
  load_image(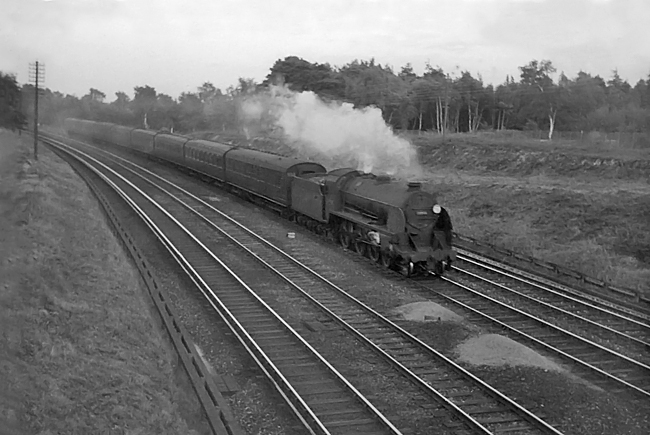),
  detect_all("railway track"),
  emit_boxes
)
[286,226,650,400]
[410,258,650,399]
[453,236,650,314]
[43,137,401,435]
[454,249,650,352]
[44,135,567,435]
[277,193,650,401]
